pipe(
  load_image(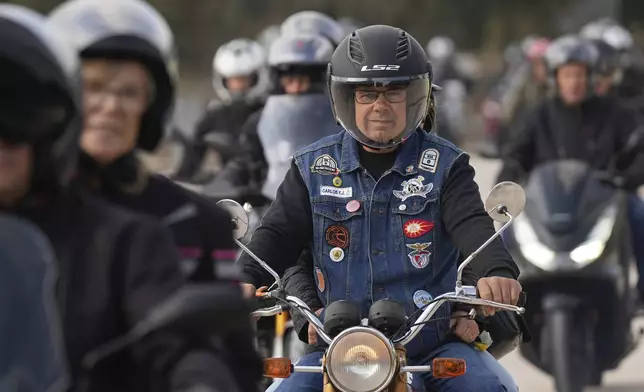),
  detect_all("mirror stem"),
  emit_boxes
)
[234,239,282,288]
[455,208,514,294]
